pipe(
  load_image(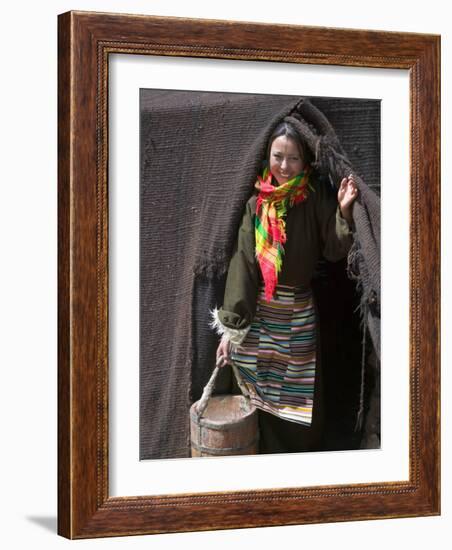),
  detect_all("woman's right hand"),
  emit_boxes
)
[216,336,231,368]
